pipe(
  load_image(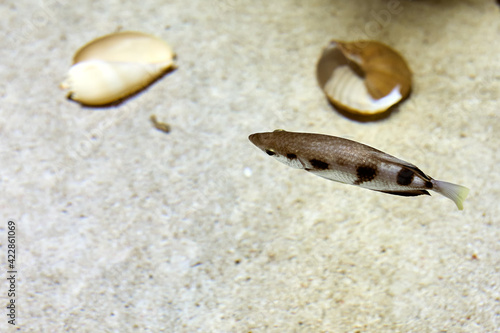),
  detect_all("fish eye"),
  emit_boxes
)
[265,149,276,156]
